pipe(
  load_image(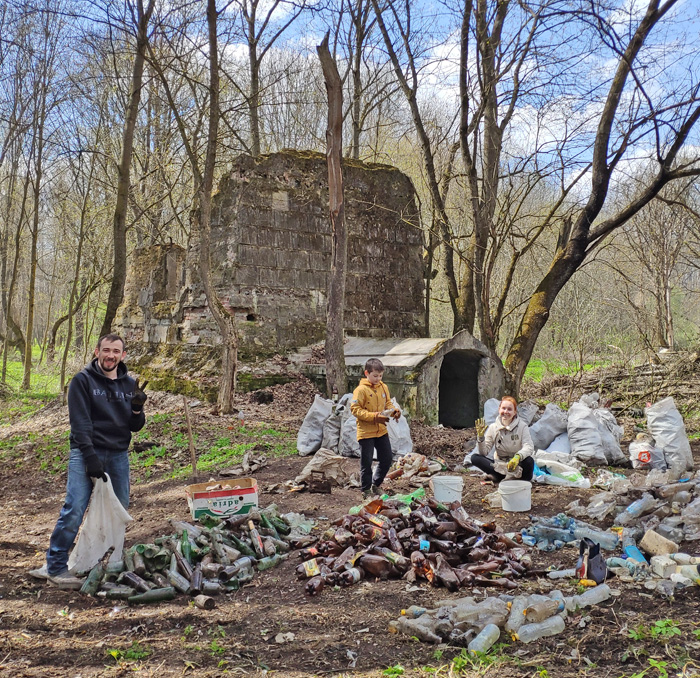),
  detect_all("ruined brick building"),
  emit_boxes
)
[116,151,503,425]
